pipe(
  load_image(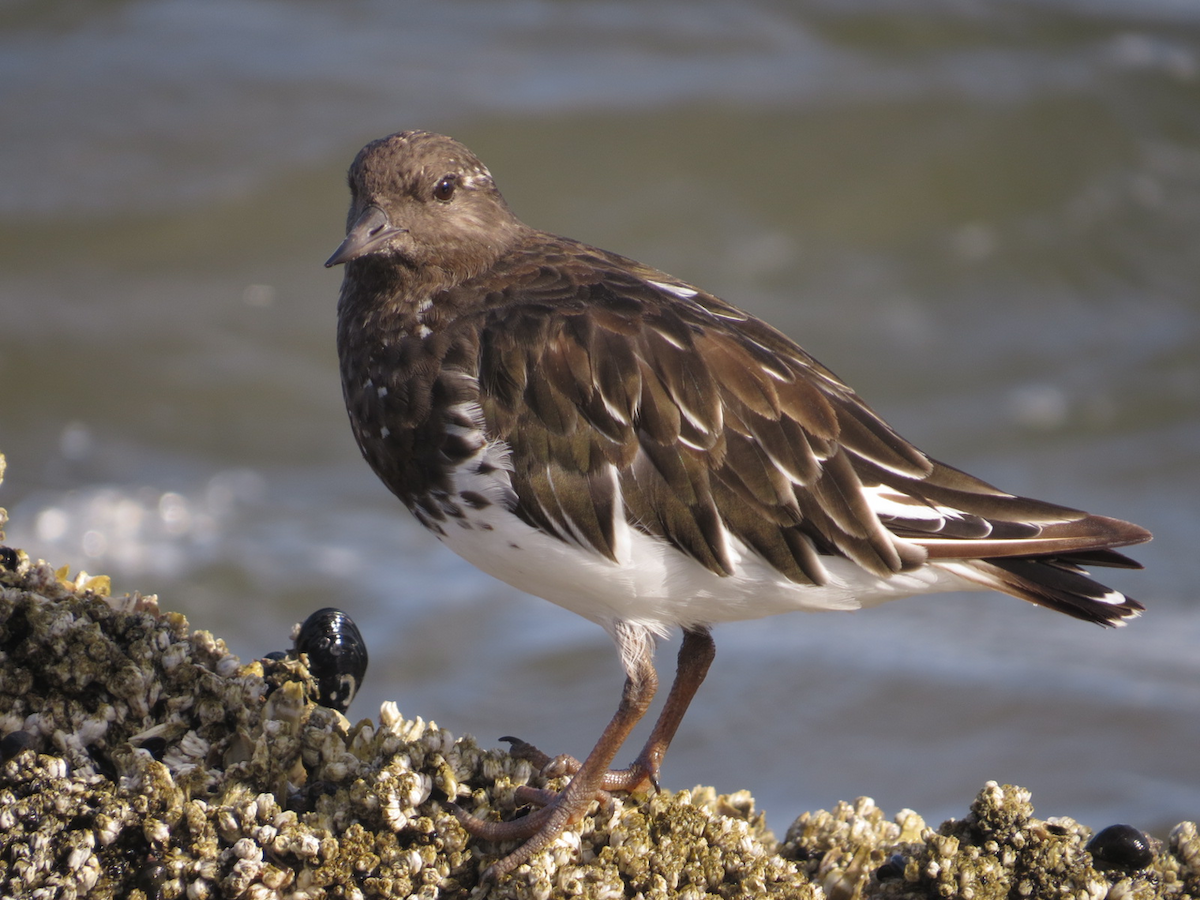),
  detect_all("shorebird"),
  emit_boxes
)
[326,131,1150,880]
